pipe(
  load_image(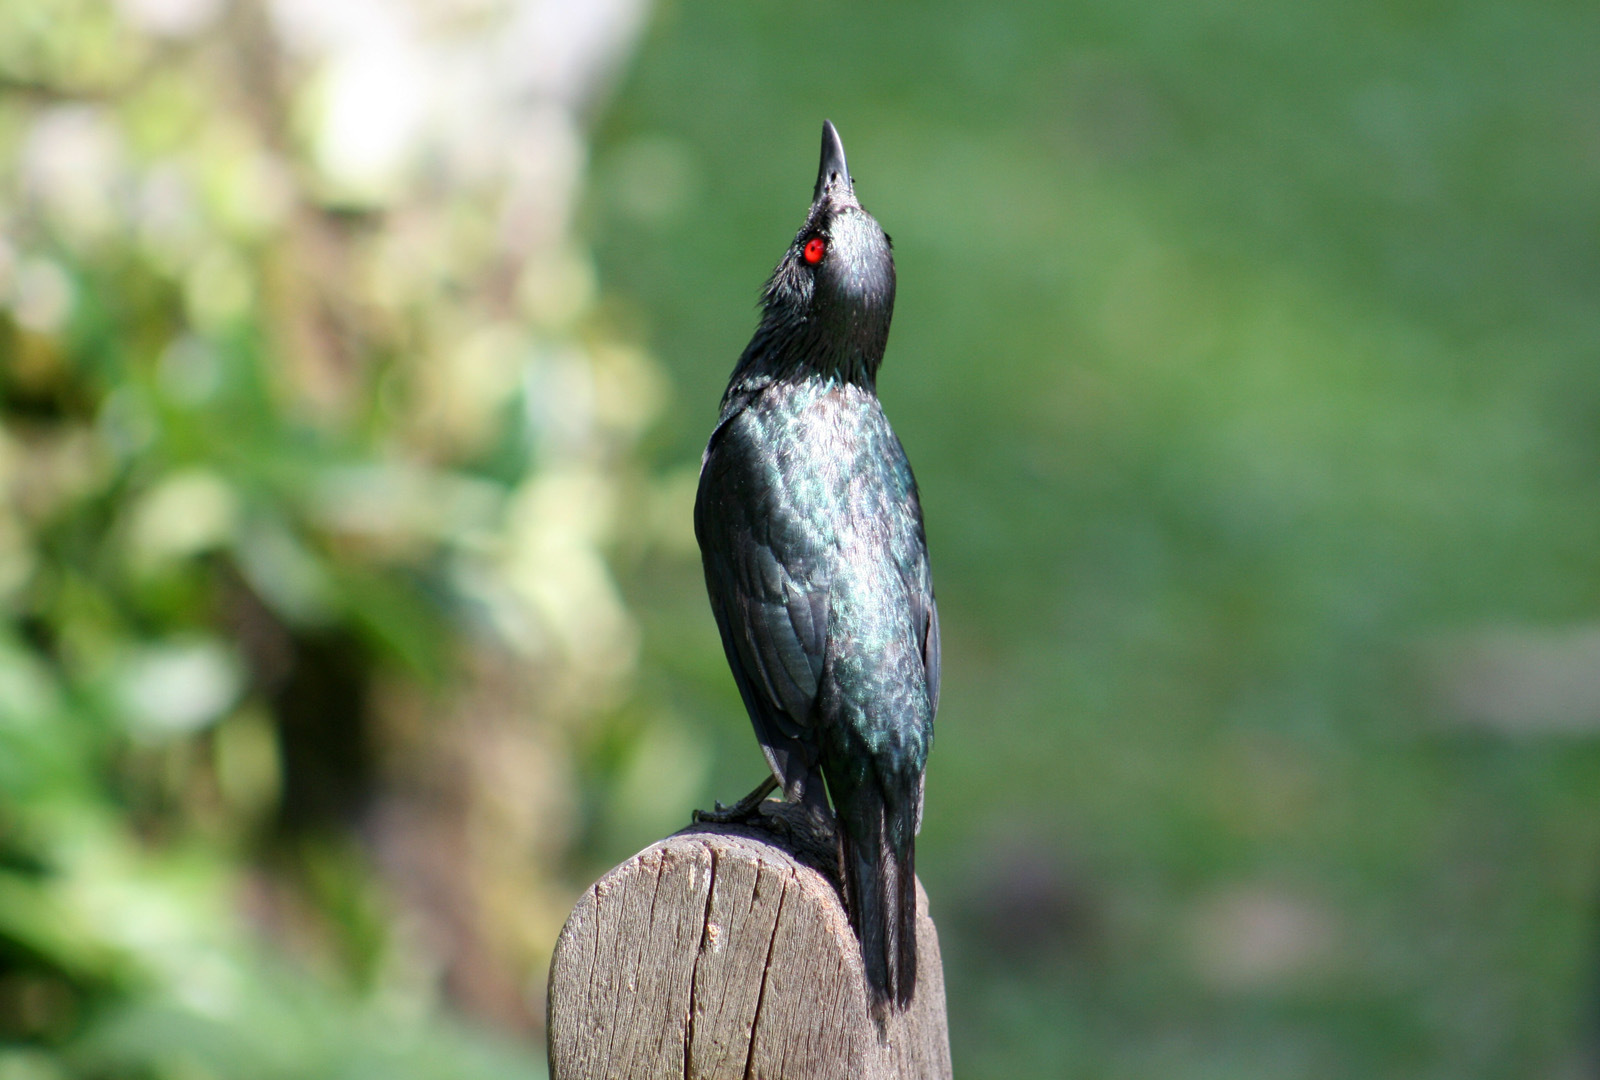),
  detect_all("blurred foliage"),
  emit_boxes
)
[0,0,673,1075]
[6,0,1600,1077]
[592,0,1600,1077]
